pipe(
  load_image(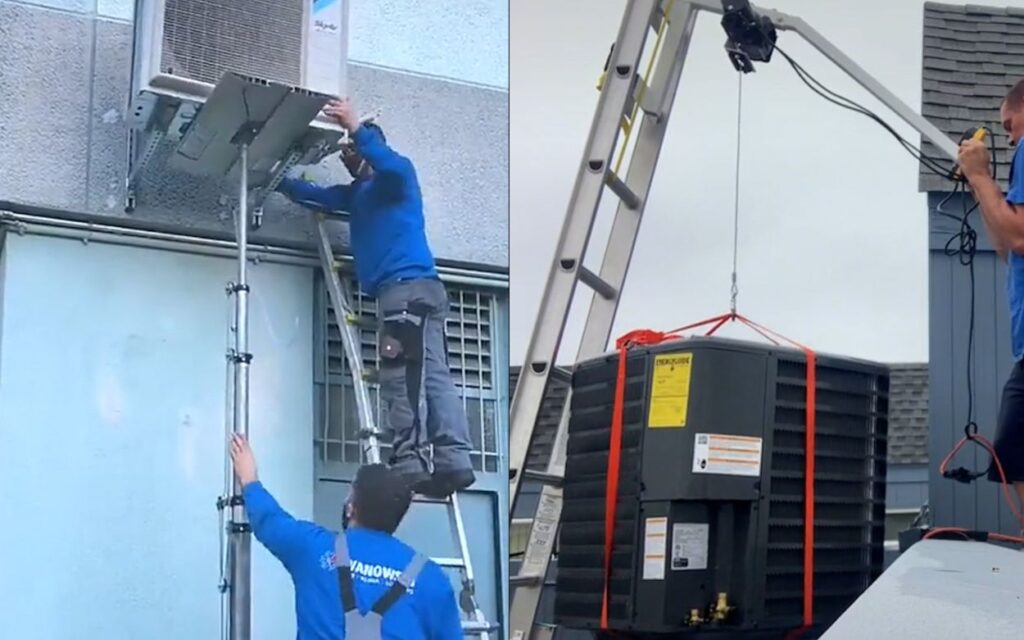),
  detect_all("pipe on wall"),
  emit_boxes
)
[0,209,509,290]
